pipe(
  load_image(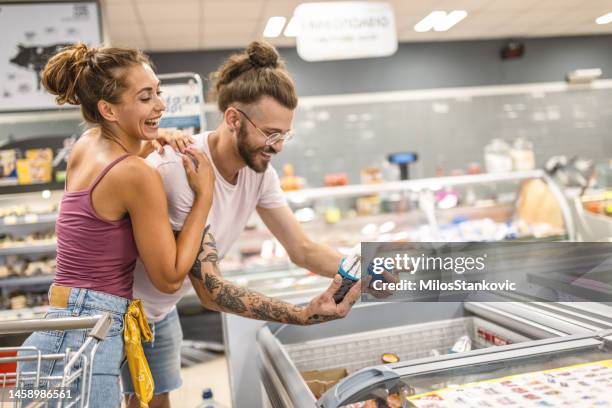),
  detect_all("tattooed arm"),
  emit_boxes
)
[189,226,361,325]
